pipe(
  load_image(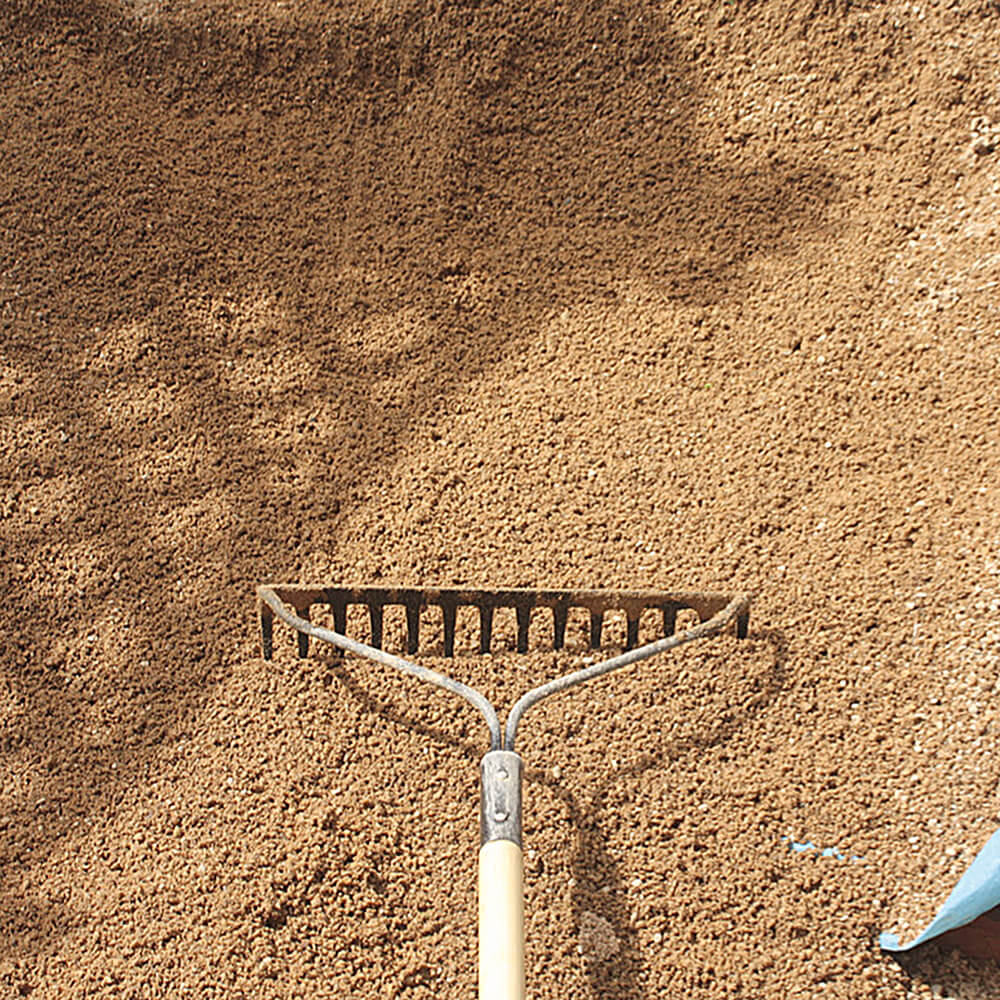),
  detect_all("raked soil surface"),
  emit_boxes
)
[2,0,1000,997]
